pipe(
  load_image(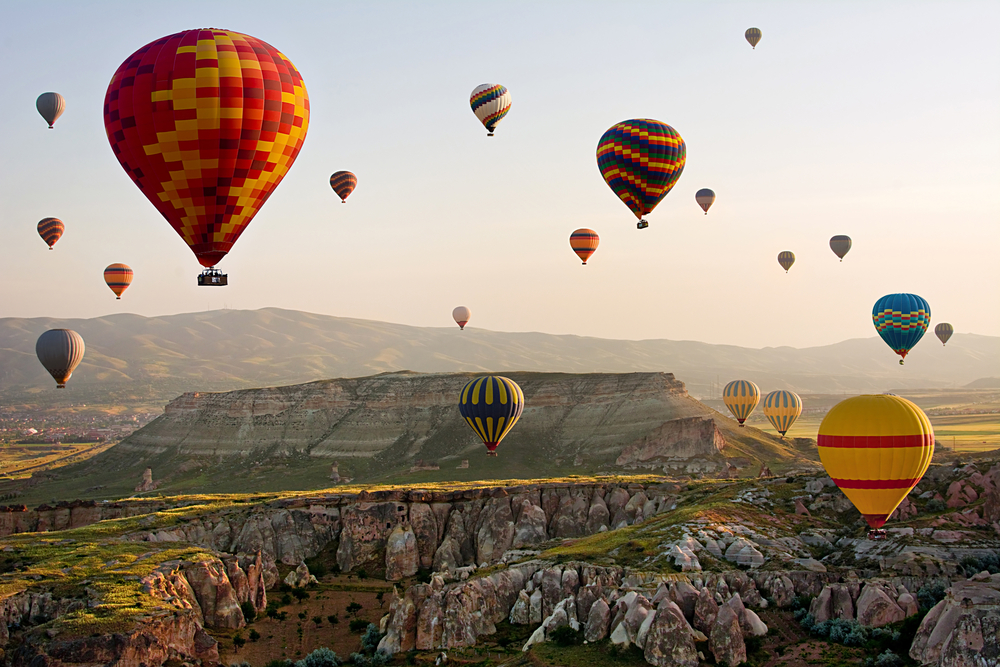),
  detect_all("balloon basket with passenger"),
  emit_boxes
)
[198,268,228,287]
[867,529,887,541]
[637,219,649,230]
